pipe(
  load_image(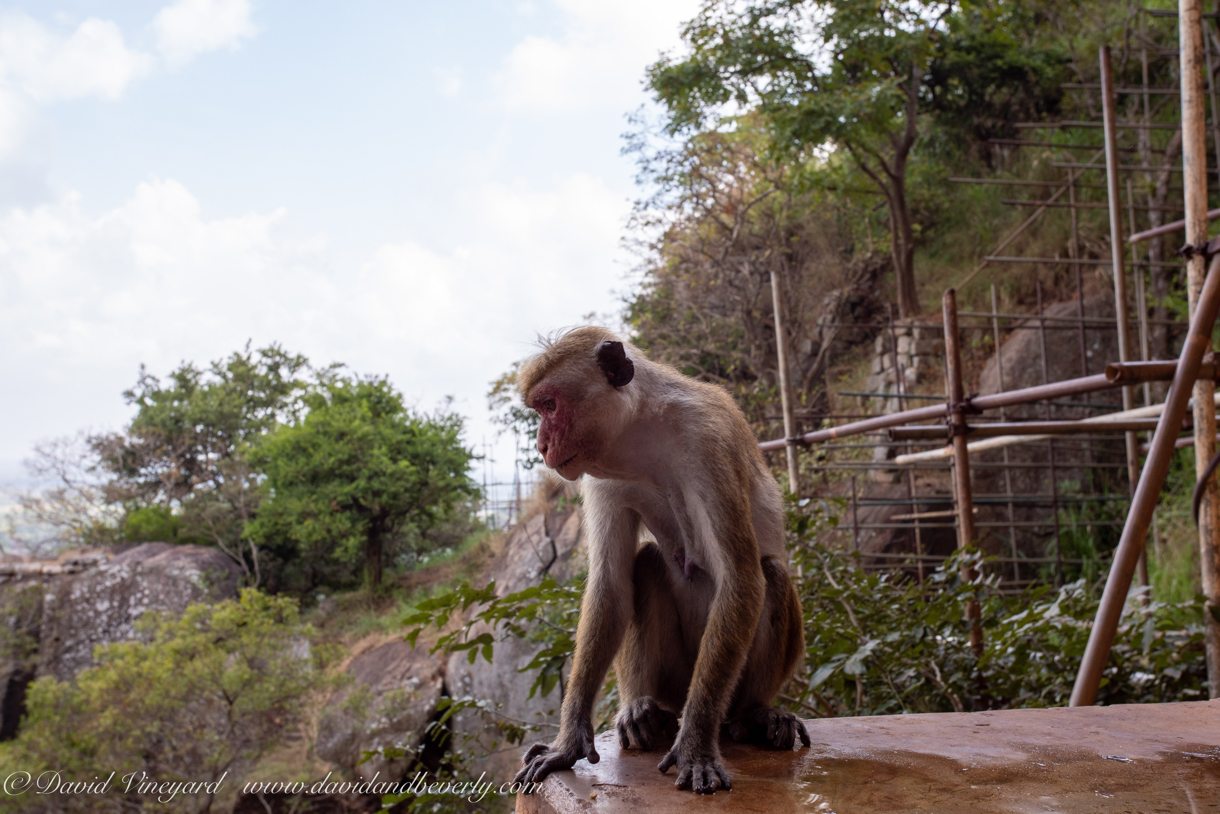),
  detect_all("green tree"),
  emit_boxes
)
[0,590,336,814]
[249,377,479,590]
[647,0,1065,317]
[92,343,318,583]
[624,117,875,433]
